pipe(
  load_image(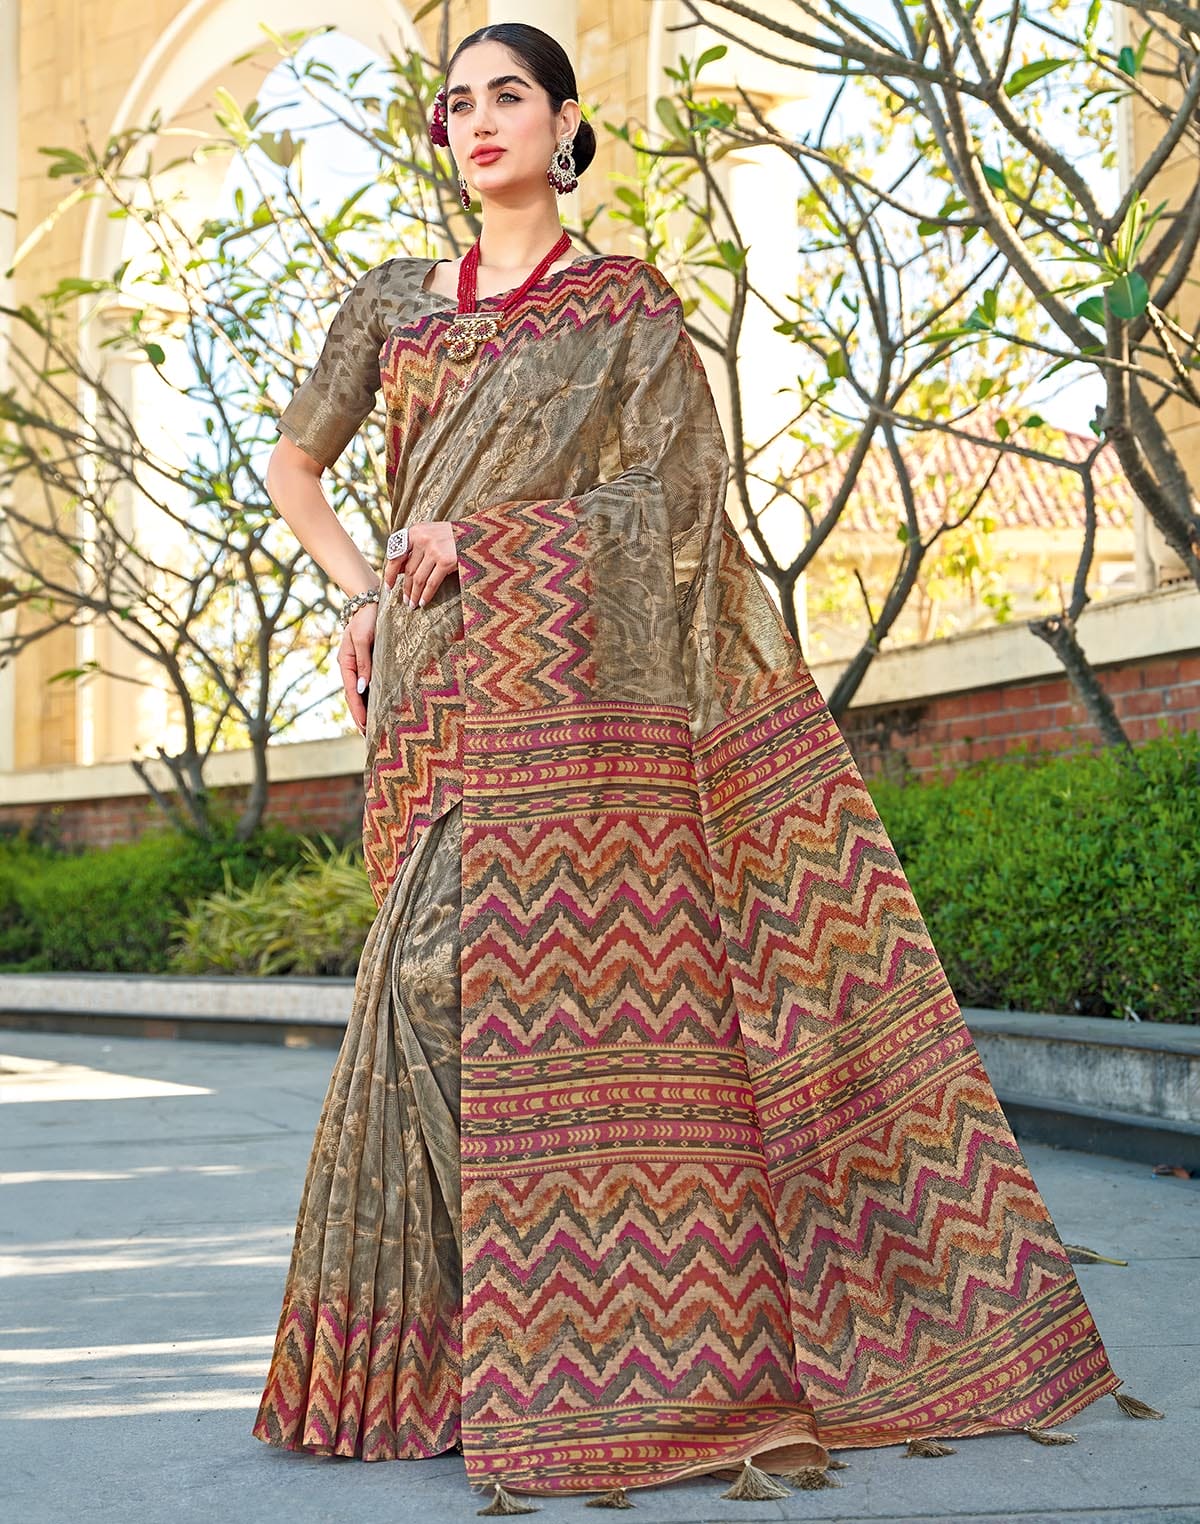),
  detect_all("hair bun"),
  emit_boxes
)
[571,116,597,177]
